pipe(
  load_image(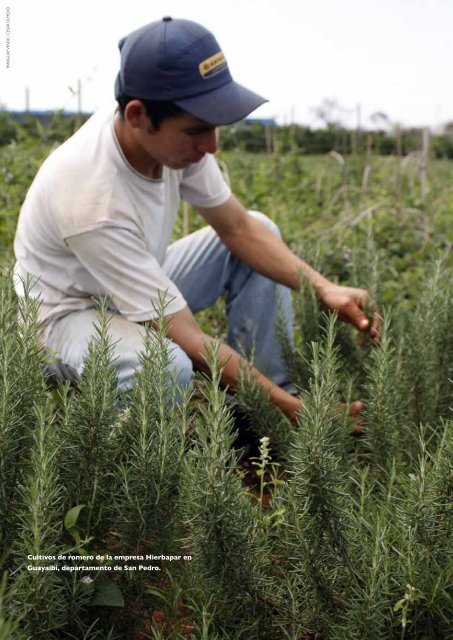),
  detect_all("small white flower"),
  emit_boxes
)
[81,576,94,584]
[259,436,271,460]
